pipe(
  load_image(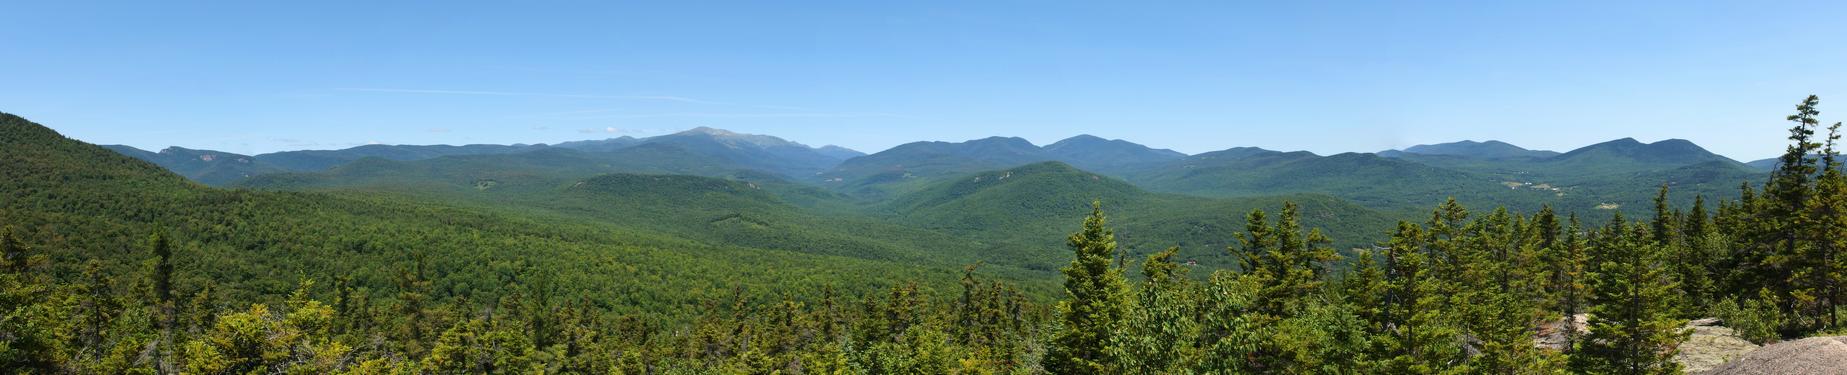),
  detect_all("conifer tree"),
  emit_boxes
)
[1762,95,1826,317]
[1122,246,1198,374]
[148,230,175,309]
[1373,222,1465,374]
[1046,201,1131,375]
[1684,196,1711,241]
[1572,220,1688,375]
[1801,119,1847,329]
[1651,185,1679,247]
[1235,201,1339,316]
[1467,208,1560,373]
[0,227,68,373]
